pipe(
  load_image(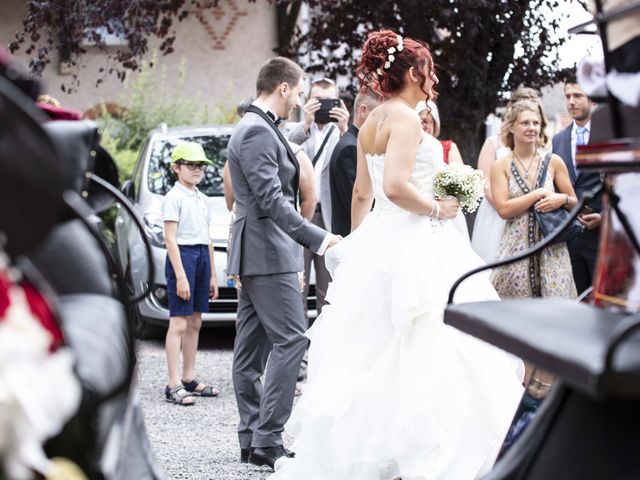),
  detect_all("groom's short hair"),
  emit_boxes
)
[256,57,304,96]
